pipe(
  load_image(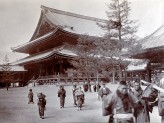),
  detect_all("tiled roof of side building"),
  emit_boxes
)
[140,24,164,49]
